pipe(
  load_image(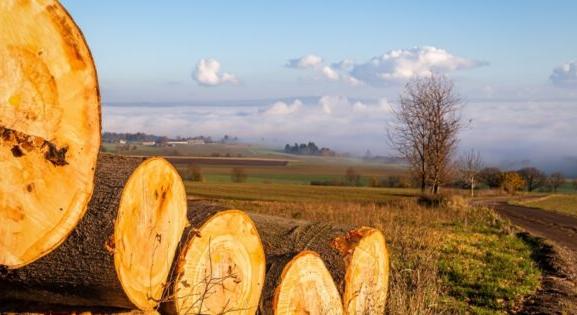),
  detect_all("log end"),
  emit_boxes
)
[274,250,344,315]
[169,209,265,315]
[113,157,188,311]
[335,227,389,314]
[0,0,100,268]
